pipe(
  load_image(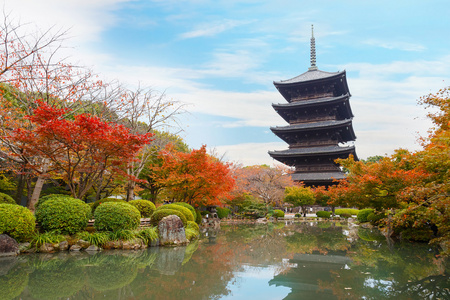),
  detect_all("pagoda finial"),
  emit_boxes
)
[308,24,318,71]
